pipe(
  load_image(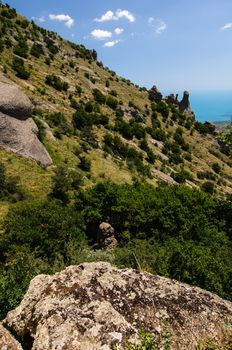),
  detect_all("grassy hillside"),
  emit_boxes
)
[0,2,232,215]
